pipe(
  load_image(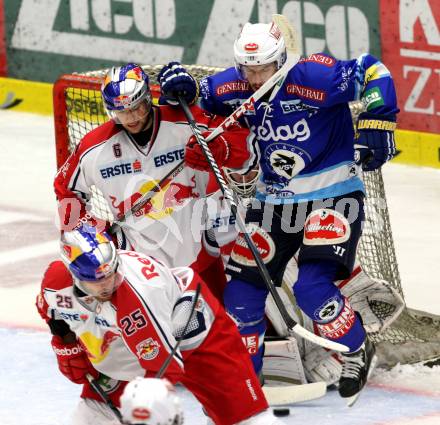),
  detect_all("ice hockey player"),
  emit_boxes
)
[158,19,399,404]
[36,225,284,425]
[54,62,256,300]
